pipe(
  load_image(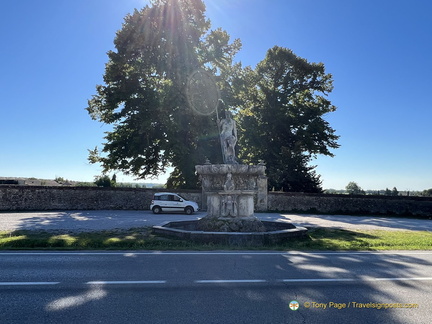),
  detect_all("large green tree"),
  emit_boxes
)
[87,2,340,192]
[237,46,340,192]
[86,0,240,189]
